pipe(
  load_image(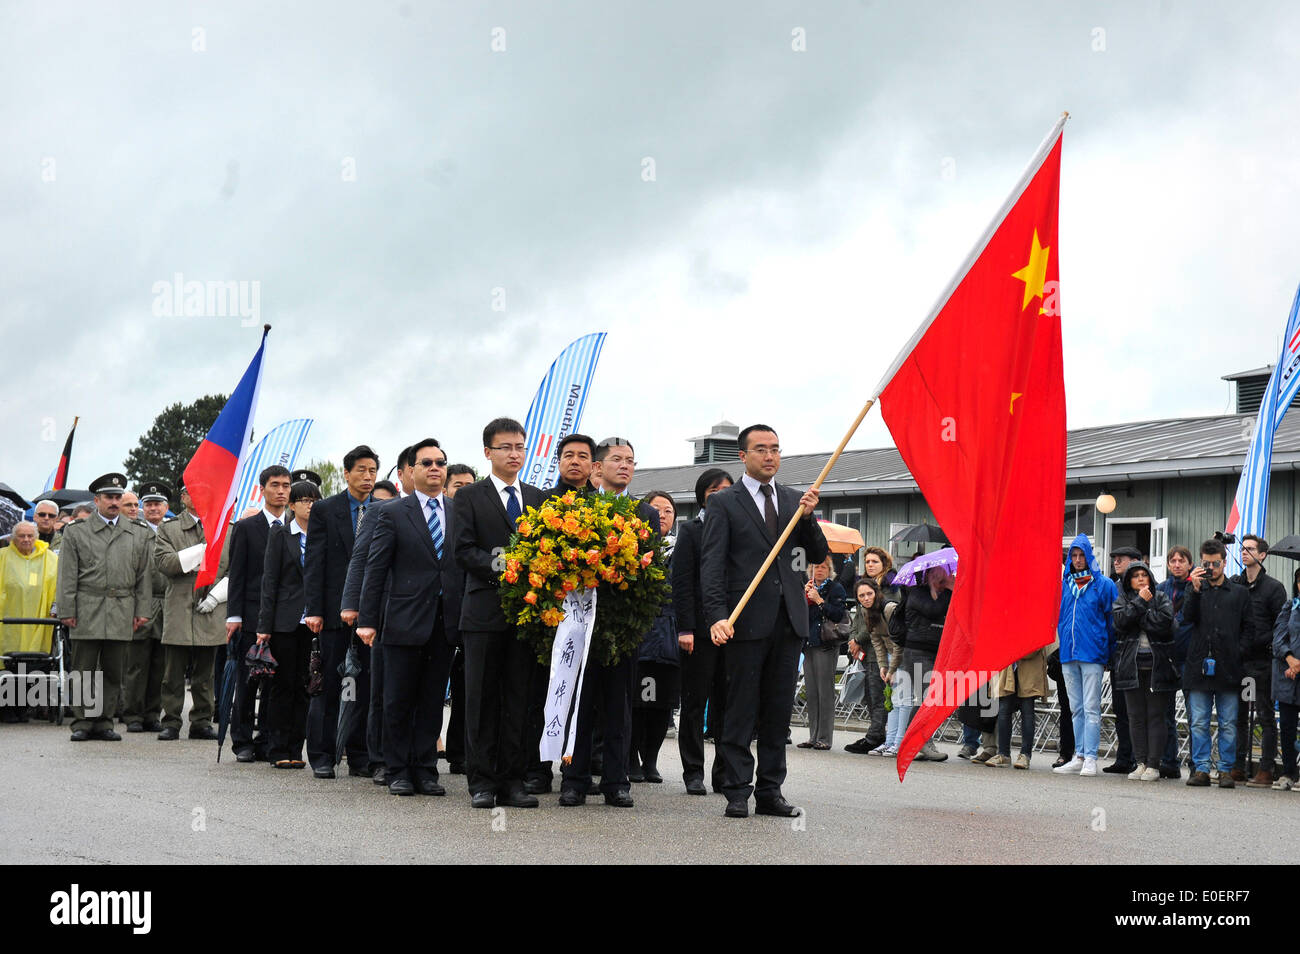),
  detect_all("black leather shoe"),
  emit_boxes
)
[157,726,180,741]
[685,778,708,796]
[372,768,387,786]
[755,796,802,817]
[628,770,646,783]
[348,764,376,778]
[1159,764,1181,779]
[188,725,217,740]
[69,729,90,742]
[498,787,539,808]
[89,729,122,741]
[448,761,466,775]
[1102,761,1136,774]
[643,766,663,783]
[235,749,256,763]
[313,767,336,779]
[418,779,446,796]
[471,791,496,809]
[389,778,415,796]
[524,777,552,795]
[604,791,634,808]
[143,720,163,733]
[724,799,749,818]
[126,722,145,733]
[558,789,586,807]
